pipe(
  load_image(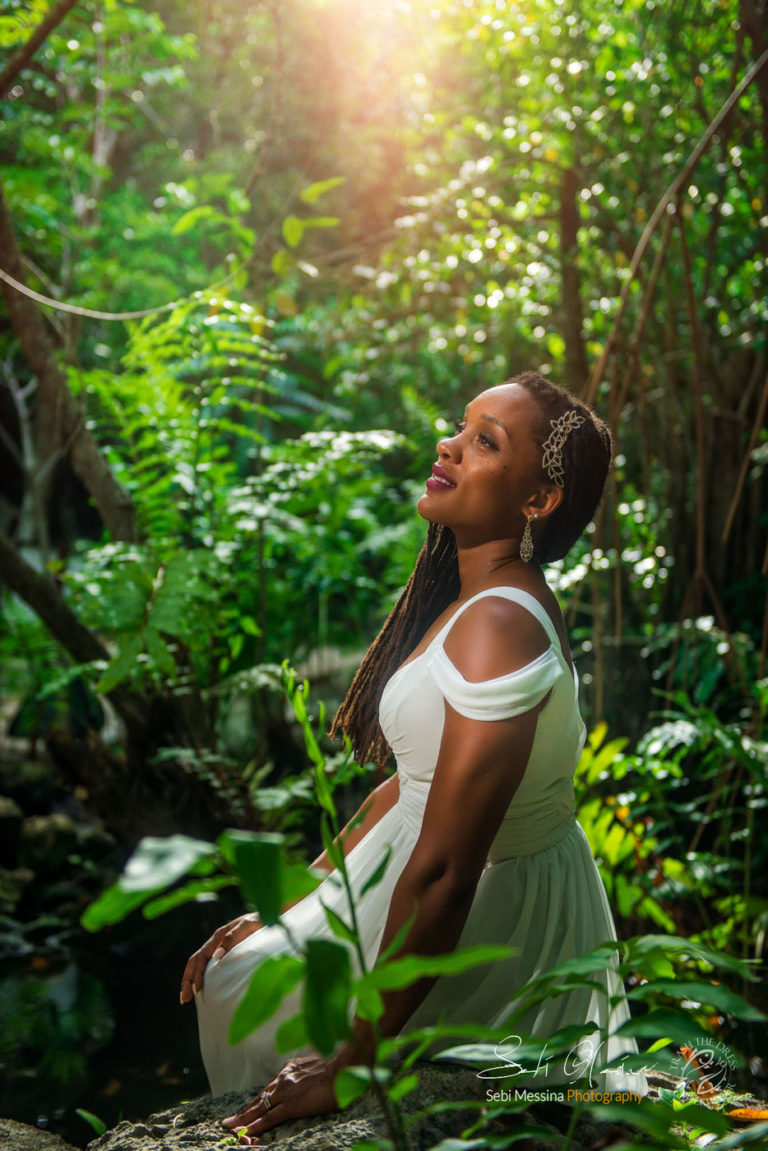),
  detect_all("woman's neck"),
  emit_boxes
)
[455,538,529,599]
